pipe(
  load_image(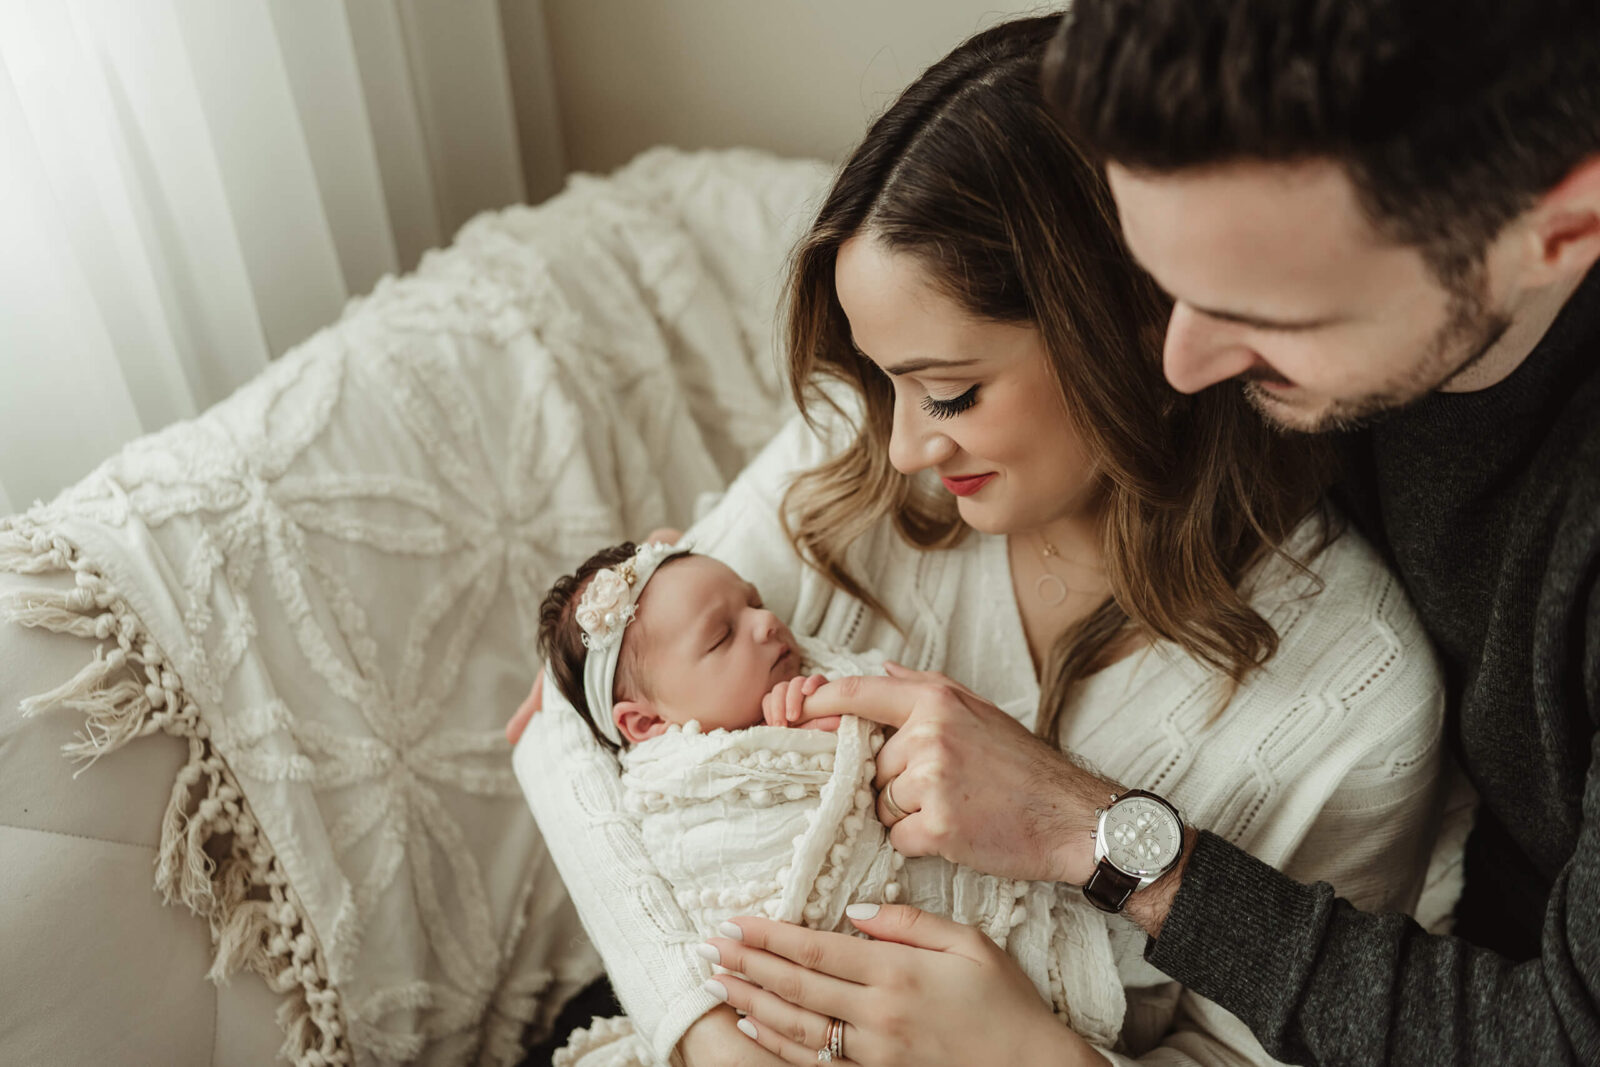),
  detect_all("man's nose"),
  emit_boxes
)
[1162,303,1263,394]
[887,397,958,475]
